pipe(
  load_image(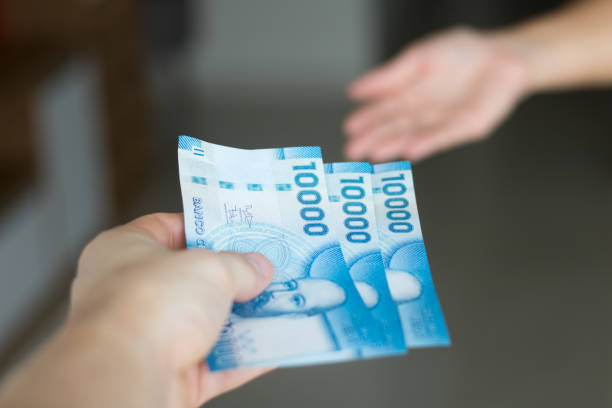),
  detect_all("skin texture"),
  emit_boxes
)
[344,0,612,163]
[0,213,275,408]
